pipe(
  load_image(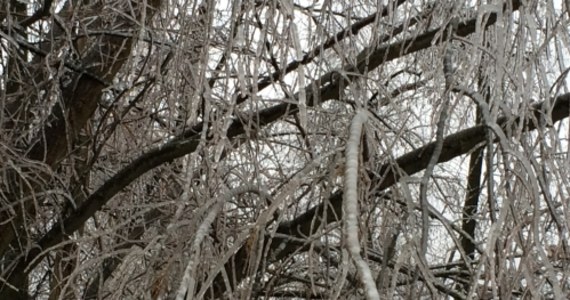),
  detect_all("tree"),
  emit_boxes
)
[1,0,569,298]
